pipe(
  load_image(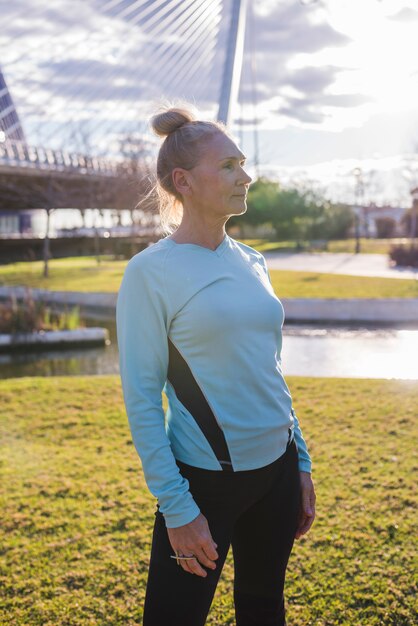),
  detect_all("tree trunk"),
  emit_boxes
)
[43,208,51,278]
